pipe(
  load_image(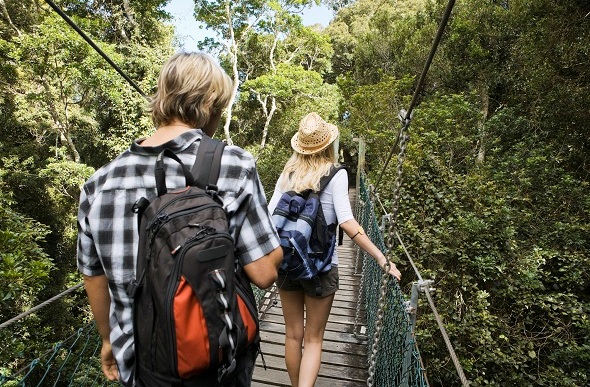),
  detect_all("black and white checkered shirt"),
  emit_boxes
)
[77,129,280,384]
